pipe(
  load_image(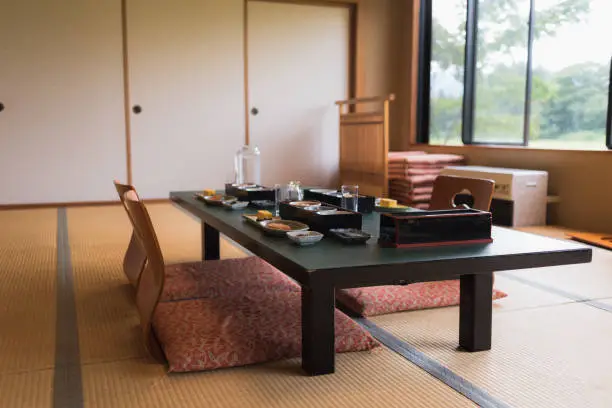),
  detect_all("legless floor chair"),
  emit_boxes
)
[113,180,300,303]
